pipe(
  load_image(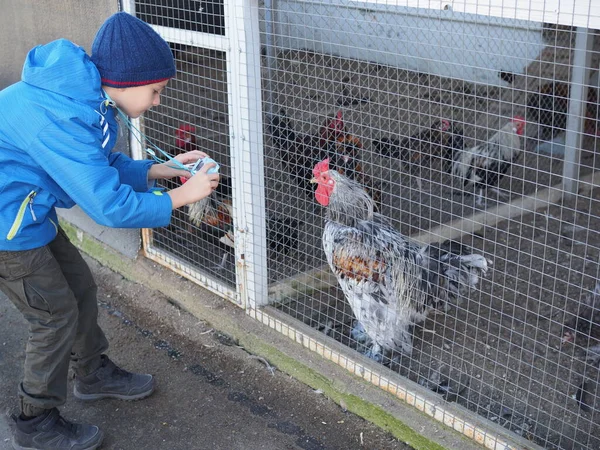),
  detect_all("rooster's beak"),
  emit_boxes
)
[309,178,317,184]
